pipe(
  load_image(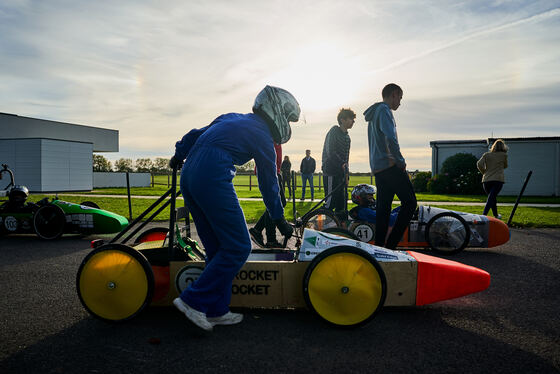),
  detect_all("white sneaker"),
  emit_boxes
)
[207,311,243,326]
[173,298,213,331]
[497,214,502,219]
